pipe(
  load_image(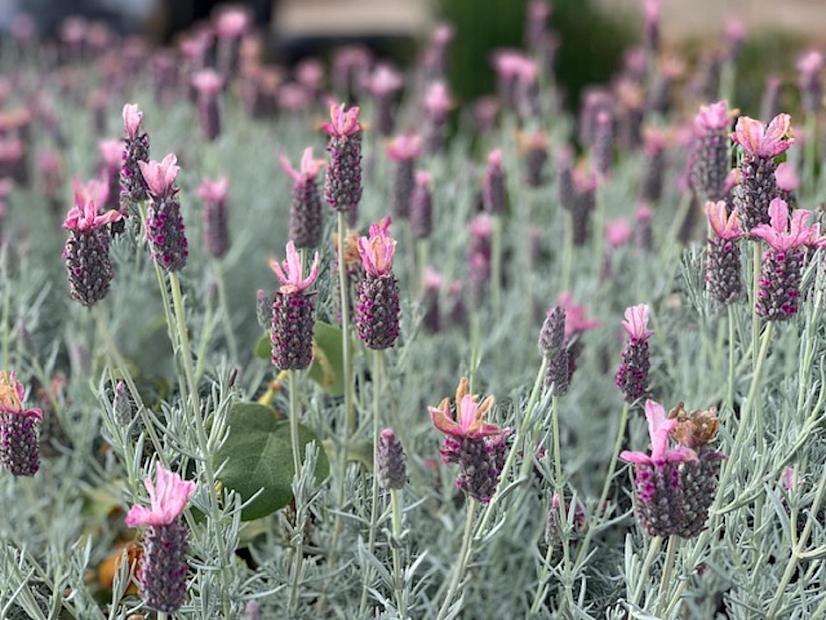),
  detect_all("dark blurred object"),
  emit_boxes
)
[439,0,635,112]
